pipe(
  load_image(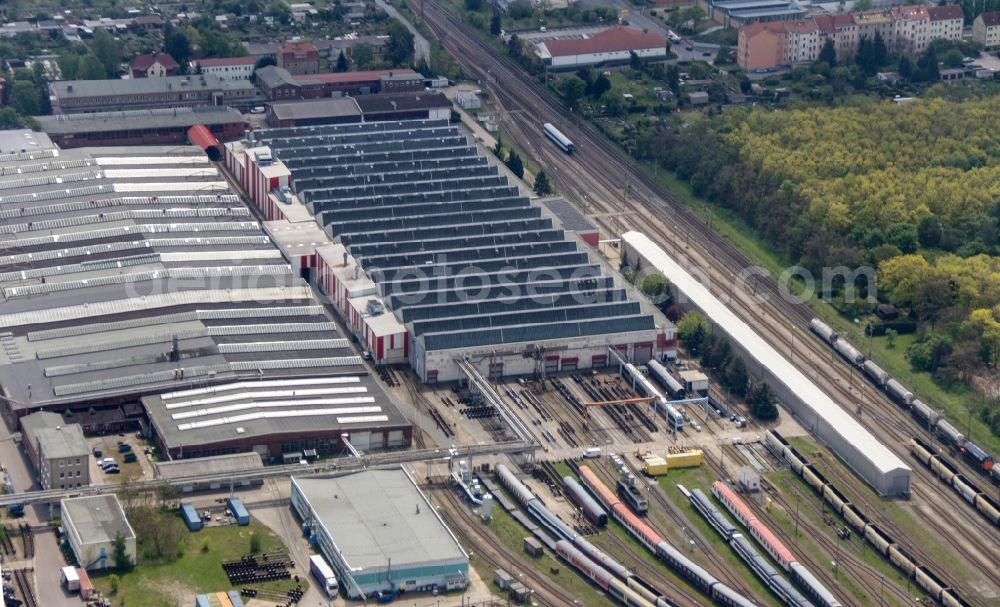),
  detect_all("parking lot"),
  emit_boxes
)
[87,433,155,484]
